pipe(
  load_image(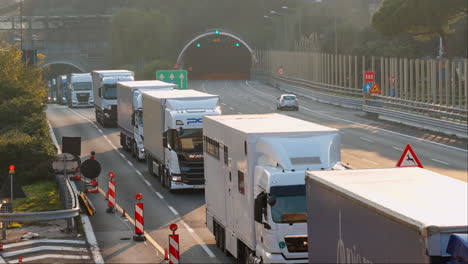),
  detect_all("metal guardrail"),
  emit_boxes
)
[253,71,468,138]
[0,177,79,222]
